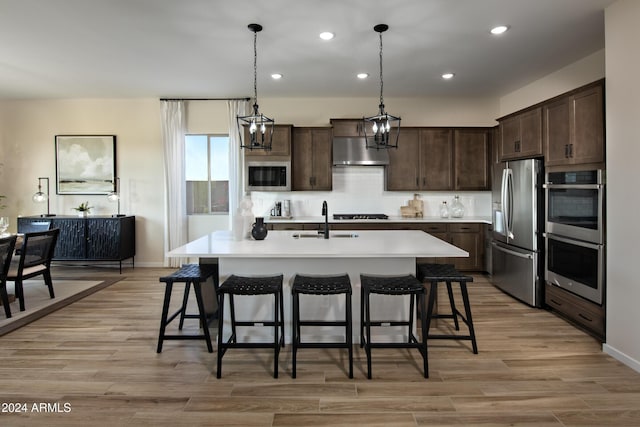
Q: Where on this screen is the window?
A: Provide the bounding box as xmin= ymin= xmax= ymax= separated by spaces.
xmin=185 ymin=134 xmax=230 ymax=214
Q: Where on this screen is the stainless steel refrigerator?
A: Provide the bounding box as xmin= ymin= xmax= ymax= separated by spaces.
xmin=491 ymin=158 xmax=544 ymax=307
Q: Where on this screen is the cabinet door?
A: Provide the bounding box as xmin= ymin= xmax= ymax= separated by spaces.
xmin=454 ymin=129 xmax=490 ymax=190
xmin=386 ymin=128 xmax=420 ymax=191
xmin=518 ymin=108 xmax=543 ymax=158
xmin=51 ymin=218 xmax=86 ymax=259
xmin=419 ymin=129 xmax=453 ymax=190
xmin=544 ymin=97 xmax=571 ymax=166
xmin=500 ymin=108 xmax=542 ymax=160
xmin=86 ymin=218 xmax=122 ymax=259
xmin=441 ymin=223 xmax=482 ymax=271
xmin=291 ymin=128 xmax=313 ymax=191
xmin=244 ymin=124 xmax=291 ymax=156
xmin=330 ymin=119 xmax=365 ymax=137
xmin=499 ymin=115 xmax=520 ymax=160
xmin=310 ymin=128 xmax=332 ymax=190
xmin=292 ymin=128 xmax=332 ymax=191
xmin=571 ymin=84 xmax=604 ymax=165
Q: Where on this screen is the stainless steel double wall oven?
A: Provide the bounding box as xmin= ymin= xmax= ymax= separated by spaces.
xmin=544 ymin=169 xmax=605 ymax=305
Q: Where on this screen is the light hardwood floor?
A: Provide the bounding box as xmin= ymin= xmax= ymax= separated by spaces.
xmin=1 ymin=265 xmax=639 ymax=426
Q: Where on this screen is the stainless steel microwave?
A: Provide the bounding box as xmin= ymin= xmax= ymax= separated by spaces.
xmin=245 ymin=160 xmax=291 ymax=192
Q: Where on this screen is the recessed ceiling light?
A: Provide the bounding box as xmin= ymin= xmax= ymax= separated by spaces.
xmin=271 ymin=73 xmax=282 ymax=80
xmin=319 ymin=32 xmax=334 ymax=40
xmin=357 ymin=73 xmax=369 ymax=79
xmin=490 ymin=25 xmax=509 ymax=35
xmin=442 ymin=73 xmax=455 ymax=80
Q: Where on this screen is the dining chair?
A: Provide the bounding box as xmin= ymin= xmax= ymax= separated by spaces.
xmin=0 ymin=235 xmax=18 ymax=318
xmin=6 ymin=229 xmax=59 ymax=313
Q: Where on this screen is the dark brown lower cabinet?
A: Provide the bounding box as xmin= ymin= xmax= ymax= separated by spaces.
xmin=545 ymin=282 xmax=605 ymax=340
xmin=268 ymin=221 xmax=485 ymax=272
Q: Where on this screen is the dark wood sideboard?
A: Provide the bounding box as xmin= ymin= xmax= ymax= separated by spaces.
xmin=18 ymin=215 xmax=135 ymax=273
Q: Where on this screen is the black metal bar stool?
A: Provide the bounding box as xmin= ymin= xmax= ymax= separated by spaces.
xmin=417 ymin=263 xmax=478 ymax=354
xmin=216 ymin=274 xmax=284 ymax=379
xmin=291 ymin=273 xmax=353 ymax=379
xmin=157 ymin=263 xmax=219 ymax=353
xmin=360 ymin=274 xmax=428 ymax=379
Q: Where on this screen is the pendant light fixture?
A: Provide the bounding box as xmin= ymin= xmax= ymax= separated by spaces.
xmin=237 ymin=23 xmax=274 ymax=151
xmin=363 ymin=24 xmax=400 ymax=149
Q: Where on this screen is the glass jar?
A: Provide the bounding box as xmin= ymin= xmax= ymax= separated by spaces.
xmin=450 ymin=195 xmax=465 ymax=218
xmin=439 ymin=201 xmax=449 ymax=218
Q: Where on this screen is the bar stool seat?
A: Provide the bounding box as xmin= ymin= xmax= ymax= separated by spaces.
xmin=216 ymin=274 xmax=284 ymax=378
xmin=417 ymin=263 xmax=477 ymax=354
xmin=157 ymin=263 xmax=218 ymax=353
xmin=360 ymin=274 xmax=428 ymax=379
xmin=291 ymin=274 xmax=353 ymax=379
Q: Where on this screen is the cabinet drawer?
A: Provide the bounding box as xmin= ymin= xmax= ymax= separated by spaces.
xmin=448 ymin=223 xmax=481 ymax=233
xmin=420 ymin=223 xmax=447 ymax=233
xmin=545 ymin=283 xmax=604 ymax=339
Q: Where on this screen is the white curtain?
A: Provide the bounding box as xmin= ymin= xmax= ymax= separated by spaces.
xmin=227 ymin=99 xmax=249 ymax=229
xmin=160 ymin=100 xmax=187 ymax=267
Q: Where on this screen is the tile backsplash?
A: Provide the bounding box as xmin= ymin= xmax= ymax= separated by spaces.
xmin=250 ymin=166 xmax=491 ymax=218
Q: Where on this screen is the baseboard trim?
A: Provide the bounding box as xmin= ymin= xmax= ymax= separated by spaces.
xmin=603 ymin=343 xmax=640 ymax=374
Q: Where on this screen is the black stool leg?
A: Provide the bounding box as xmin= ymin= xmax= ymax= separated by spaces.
xmin=346 ymin=291 xmax=353 ymax=379
xmin=460 ymin=282 xmax=478 ymax=354
xmin=216 ymin=291 xmax=225 ymax=378
xmin=193 ymin=281 xmax=213 ymax=353
xmin=425 ymin=281 xmax=437 ymax=338
xmin=419 ymin=292 xmax=429 ymax=378
xmin=157 ymin=281 xmax=173 ymax=353
xmin=360 ymin=285 xmax=365 ymax=348
xmin=446 ymin=281 xmax=461 ymax=331
xmin=292 ymin=290 xmax=299 ymax=379
xmin=229 ymin=294 xmax=237 ymax=343
xmin=279 ymin=284 xmax=285 ymax=348
xmin=365 ymin=288 xmax=372 ymax=380
xmin=273 ymin=291 xmax=280 ymax=379
xmin=178 ymin=282 xmax=191 ymax=330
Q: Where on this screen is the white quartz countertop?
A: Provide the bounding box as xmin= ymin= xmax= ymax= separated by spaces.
xmin=266 ymin=215 xmax=492 ymax=224
xmin=167 ymin=230 xmax=468 ymax=259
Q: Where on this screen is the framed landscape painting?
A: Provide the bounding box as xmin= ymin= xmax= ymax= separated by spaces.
xmin=55 ymin=135 xmax=116 ymax=195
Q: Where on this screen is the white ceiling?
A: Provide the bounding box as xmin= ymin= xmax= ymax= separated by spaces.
xmin=0 ymin=0 xmax=614 ymax=100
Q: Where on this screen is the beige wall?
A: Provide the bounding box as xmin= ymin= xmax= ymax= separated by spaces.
xmin=603 ymin=0 xmax=640 ymax=371
xmin=0 ymin=98 xmax=164 ymax=266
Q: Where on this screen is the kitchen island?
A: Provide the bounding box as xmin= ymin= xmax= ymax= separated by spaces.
xmin=167 ymin=229 xmax=467 ymax=343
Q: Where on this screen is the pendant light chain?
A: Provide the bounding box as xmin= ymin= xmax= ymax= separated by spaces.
xmin=253 ymin=30 xmax=258 ymax=106
xmin=379 ymin=30 xmax=384 ymax=108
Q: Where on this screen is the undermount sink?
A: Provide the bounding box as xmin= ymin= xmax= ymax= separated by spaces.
xmin=292 ymin=232 xmax=359 ymax=239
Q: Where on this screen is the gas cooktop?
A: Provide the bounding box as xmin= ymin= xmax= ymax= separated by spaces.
xmin=333 ymin=214 xmax=389 ymax=220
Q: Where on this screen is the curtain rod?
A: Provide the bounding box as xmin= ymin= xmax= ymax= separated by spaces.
xmin=159 ymin=97 xmax=251 ymax=101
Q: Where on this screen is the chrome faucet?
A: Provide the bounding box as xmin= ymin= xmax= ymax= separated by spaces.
xmin=321 ymin=200 xmax=329 ymax=239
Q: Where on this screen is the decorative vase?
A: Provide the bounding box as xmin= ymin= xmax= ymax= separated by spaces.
xmin=251 ymin=217 xmax=268 ymax=240
xmin=439 ymin=201 xmax=449 ymax=218
xmin=78 ymin=211 xmax=88 ymax=218
xmin=450 ymin=195 xmax=465 ymax=218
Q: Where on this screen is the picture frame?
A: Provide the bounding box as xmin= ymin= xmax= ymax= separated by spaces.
xmin=55 ymin=135 xmax=117 ymax=195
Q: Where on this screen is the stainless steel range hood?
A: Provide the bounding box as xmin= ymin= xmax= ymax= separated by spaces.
xmin=332 ymin=137 xmax=389 ymax=166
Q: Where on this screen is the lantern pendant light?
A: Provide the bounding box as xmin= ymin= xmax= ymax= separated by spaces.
xmin=237 ymin=23 xmax=275 ymax=150
xmin=363 ymin=24 xmax=400 ymax=149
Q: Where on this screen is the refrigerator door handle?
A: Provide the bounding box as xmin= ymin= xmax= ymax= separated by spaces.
xmin=504 ymin=168 xmax=515 ymax=239
xmin=491 ymin=241 xmax=534 ymax=259
xmin=500 ymin=168 xmax=510 ymax=239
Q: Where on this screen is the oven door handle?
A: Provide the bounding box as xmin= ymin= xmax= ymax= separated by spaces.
xmin=543 ymin=233 xmax=603 ymax=249
xmin=543 ymin=183 xmax=603 ymax=190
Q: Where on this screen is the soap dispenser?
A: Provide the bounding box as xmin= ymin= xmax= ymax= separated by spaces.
xmin=439 ymin=201 xmax=449 ymax=218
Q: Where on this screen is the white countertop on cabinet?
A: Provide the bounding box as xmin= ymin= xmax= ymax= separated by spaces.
xmin=166 ymin=229 xmax=468 ymax=259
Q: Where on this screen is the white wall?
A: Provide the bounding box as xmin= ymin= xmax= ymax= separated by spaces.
xmin=602 ymin=0 xmax=640 ymax=372
xmin=498 ymin=49 xmax=605 ymax=117
xmin=0 ymin=98 xmax=164 ymax=266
